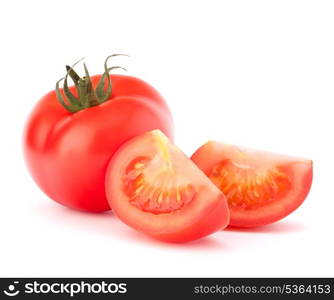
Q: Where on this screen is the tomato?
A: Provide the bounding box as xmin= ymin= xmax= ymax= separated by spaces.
xmin=191 ymin=141 xmax=313 ymax=227
xmin=23 ymin=57 xmax=173 ymax=212
xmin=105 ymin=130 xmax=229 ymax=242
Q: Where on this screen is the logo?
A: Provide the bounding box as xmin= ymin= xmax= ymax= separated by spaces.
xmin=2 ymin=280 xmax=127 ymax=297
xmin=3 ymin=281 xmax=20 ymax=297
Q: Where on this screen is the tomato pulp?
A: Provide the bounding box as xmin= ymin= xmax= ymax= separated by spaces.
xmin=191 ymin=141 xmax=313 ymax=227
xmin=105 ymin=130 xmax=229 ymax=242
xmin=24 ymin=64 xmax=173 ymax=212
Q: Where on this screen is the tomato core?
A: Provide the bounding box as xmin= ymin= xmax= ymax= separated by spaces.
xmin=122 ymin=135 xmax=196 ymax=214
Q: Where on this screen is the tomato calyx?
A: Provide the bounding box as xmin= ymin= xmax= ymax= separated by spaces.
xmin=55 ymin=55 xmax=128 ymax=113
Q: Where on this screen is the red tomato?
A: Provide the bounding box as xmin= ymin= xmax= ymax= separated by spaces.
xmin=191 ymin=141 xmax=313 ymax=227
xmin=105 ymin=130 xmax=229 ymax=242
xmin=23 ymin=58 xmax=173 ymax=212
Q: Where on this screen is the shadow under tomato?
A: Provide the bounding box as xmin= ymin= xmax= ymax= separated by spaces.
xmin=122 ymin=227 xmax=225 ymax=250
xmin=34 ymin=201 xmax=118 ymax=233
xmin=225 ymin=221 xmax=307 ymax=234
xmin=35 ymin=201 xmax=226 ymax=251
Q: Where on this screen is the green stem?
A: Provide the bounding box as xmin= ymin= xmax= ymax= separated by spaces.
xmin=55 ymin=55 xmax=128 ymax=113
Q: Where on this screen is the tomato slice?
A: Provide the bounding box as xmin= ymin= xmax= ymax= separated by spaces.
xmin=105 ymin=130 xmax=229 ymax=242
xmin=191 ymin=141 xmax=313 ymax=227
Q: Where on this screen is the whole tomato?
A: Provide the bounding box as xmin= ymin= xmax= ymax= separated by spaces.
xmin=23 ymin=56 xmax=174 ymax=212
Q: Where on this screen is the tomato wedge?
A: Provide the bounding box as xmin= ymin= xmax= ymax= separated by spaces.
xmin=191 ymin=141 xmax=313 ymax=227
xmin=105 ymin=130 xmax=229 ymax=242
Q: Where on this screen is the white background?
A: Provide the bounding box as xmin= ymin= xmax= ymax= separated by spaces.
xmin=0 ymin=0 xmax=333 ymax=277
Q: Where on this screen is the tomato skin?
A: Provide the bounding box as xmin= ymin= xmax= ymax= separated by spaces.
xmin=191 ymin=141 xmax=313 ymax=227
xmin=149 ymin=194 xmax=229 ymax=242
xmin=105 ymin=131 xmax=230 ymax=243
xmin=23 ymin=75 xmax=174 ymax=212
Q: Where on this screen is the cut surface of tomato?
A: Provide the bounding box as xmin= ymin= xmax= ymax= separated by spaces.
xmin=105 ymin=130 xmax=229 ymax=242
xmin=191 ymin=141 xmax=313 ymax=227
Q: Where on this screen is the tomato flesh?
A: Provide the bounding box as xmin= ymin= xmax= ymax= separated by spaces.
xmin=124 ymin=156 xmax=196 ymax=214
xmin=191 ymin=141 xmax=313 ymax=227
xmin=105 ymin=130 xmax=230 ymax=242
xmin=210 ymin=160 xmax=292 ymax=209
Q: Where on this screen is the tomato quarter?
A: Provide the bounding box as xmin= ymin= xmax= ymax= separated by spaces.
xmin=105 ymin=130 xmax=229 ymax=242
xmin=191 ymin=141 xmax=313 ymax=227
